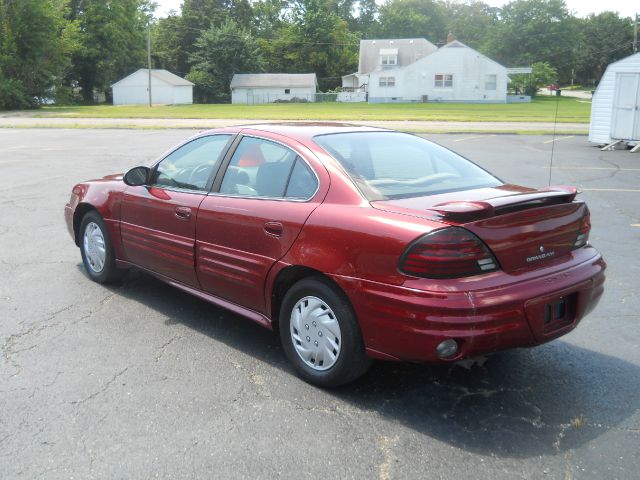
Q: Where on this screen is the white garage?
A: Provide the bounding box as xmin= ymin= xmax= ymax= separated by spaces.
xmin=589 ymin=52 xmax=640 ymax=145
xmin=111 ymin=69 xmax=193 ymax=105
xmin=230 ymin=74 xmax=318 ymax=104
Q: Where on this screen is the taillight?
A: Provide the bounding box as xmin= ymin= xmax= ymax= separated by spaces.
xmin=399 ymin=227 xmax=499 ymax=279
xmin=573 ymin=207 xmax=590 ymax=249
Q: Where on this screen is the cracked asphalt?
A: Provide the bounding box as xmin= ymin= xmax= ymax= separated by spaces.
xmin=1 ymin=129 xmax=638 ymax=479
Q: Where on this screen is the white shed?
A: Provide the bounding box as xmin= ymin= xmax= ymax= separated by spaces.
xmin=230 ymin=74 xmax=318 ymax=104
xmin=111 ymin=69 xmax=193 ymax=105
xmin=589 ymin=52 xmax=640 ymax=145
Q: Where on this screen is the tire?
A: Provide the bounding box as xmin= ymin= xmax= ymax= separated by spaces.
xmin=79 ymin=211 xmax=122 ymax=284
xmin=279 ymin=277 xmax=372 ymax=387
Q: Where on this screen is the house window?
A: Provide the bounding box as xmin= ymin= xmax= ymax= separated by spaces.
xmin=485 ymin=75 xmax=497 ymax=90
xmin=284 ymin=88 xmax=291 ymax=94
xmin=435 ymin=74 xmax=453 ymax=88
xmin=379 ymin=76 xmax=395 ymax=87
xmin=380 ymin=54 xmax=397 ymax=67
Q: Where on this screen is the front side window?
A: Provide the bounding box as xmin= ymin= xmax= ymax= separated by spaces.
xmin=219 ymin=137 xmax=317 ymax=199
xmin=485 ymin=74 xmax=497 ymax=90
xmin=379 ymin=76 xmax=396 ymax=87
xmin=151 ymin=135 xmax=231 ymax=191
xmin=314 ymin=132 xmax=501 ymax=200
xmin=435 ymin=74 xmax=453 ymax=88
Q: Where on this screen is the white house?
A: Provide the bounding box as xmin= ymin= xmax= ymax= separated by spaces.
xmin=111 ymin=69 xmax=193 ymax=105
xmin=230 ymin=74 xmax=318 ymax=104
xmin=589 ymin=52 xmax=640 ymax=145
xmin=342 ymin=38 xmax=510 ymax=103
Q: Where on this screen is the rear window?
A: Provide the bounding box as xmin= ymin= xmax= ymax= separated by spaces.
xmin=314 ymin=132 xmax=501 ymax=200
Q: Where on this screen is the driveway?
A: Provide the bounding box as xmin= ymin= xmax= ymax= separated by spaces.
xmin=1 ymin=129 xmax=638 ymax=479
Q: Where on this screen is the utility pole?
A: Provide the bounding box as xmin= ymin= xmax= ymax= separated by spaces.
xmin=147 ymin=17 xmax=152 ymax=107
xmin=634 ymin=14 xmax=638 ymax=53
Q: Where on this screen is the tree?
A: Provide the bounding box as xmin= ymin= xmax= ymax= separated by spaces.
xmin=66 ymin=0 xmax=152 ymax=103
xmin=510 ymin=61 xmax=557 ymax=95
xmin=152 ymin=13 xmax=183 ymax=74
xmin=251 ymin=0 xmax=287 ymax=38
xmin=283 ymin=0 xmax=359 ymax=91
xmin=173 ymin=0 xmax=254 ymax=76
xmin=482 ymin=0 xmax=578 ymax=83
xmin=187 ymin=19 xmax=265 ymax=102
xmin=0 ymin=0 xmax=75 ymax=109
xmin=574 ymin=12 xmax=634 ymax=86
xmin=440 ymin=1 xmax=499 ymax=50
xmin=353 ymin=0 xmax=378 ymax=38
xmin=377 ymin=0 xmax=447 ymax=43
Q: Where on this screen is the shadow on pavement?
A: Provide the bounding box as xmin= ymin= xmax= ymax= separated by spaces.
xmin=102 ymin=268 xmax=639 ymax=459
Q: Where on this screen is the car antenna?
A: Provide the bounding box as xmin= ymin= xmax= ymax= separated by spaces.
xmin=548 ymin=89 xmax=561 ymax=186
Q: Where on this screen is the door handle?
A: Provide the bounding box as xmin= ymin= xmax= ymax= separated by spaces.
xmin=264 ymin=221 xmax=284 ymax=237
xmin=175 ymin=206 xmax=192 ymax=220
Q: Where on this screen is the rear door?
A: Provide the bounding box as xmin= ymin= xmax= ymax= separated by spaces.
xmin=195 ymin=133 xmax=327 ymax=314
xmin=120 ymin=134 xmax=233 ymax=287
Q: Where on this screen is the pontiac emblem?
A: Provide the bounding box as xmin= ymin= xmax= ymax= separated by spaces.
xmin=527 ymin=245 xmax=555 ymax=263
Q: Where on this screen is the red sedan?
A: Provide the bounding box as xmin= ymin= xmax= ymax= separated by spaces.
xmin=65 ymin=124 xmax=605 ymax=386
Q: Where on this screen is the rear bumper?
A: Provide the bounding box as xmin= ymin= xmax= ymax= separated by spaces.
xmin=334 ymin=247 xmax=605 ymax=362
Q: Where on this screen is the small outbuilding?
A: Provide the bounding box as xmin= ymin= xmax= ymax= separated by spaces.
xmin=230 ymin=74 xmax=318 ymax=104
xmin=111 ymin=69 xmax=193 ymax=105
xmin=589 ymin=52 xmax=640 ymax=145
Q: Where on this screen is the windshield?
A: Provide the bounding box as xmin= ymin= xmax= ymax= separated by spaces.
xmin=314 ymin=132 xmax=501 ymax=200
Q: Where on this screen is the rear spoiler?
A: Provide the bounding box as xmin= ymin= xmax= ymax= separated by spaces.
xmin=429 ymin=186 xmax=579 ymax=221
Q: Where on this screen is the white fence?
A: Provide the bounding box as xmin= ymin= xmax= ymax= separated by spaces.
xmin=245 ymin=93 xmax=339 ymax=104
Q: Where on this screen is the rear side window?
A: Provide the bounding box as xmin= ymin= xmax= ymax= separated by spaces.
xmin=314 ymin=132 xmax=500 ymax=200
xmin=285 ymin=159 xmax=318 ymax=199
xmin=219 ymin=137 xmax=317 ymax=199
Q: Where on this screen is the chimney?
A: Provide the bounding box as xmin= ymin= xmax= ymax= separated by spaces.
xmin=446 ymin=32 xmax=456 ymax=44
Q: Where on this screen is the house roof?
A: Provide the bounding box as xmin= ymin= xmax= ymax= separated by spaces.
xmin=230 ymin=73 xmax=318 ymax=89
xmin=358 ymin=38 xmax=437 ymax=73
xmin=111 ymin=69 xmax=193 ymax=88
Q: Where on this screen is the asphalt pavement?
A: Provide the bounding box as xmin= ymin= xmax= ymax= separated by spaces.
xmin=1 ymin=129 xmax=638 ymax=479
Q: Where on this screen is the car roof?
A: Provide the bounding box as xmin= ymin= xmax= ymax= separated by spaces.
xmin=202 ymin=122 xmax=392 ymax=141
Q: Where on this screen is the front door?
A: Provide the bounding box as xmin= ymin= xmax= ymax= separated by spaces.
xmin=611 ymin=72 xmax=640 ymax=141
xmin=196 ymin=135 xmax=324 ymax=313
xmin=120 ymin=134 xmax=233 ymax=287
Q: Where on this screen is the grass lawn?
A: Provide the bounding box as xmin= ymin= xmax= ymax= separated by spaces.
xmin=36 ymin=96 xmax=590 ymax=123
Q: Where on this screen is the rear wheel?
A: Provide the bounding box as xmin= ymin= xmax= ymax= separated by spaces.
xmin=79 ymin=211 xmax=121 ymax=284
xmin=279 ymin=277 xmax=371 ymax=387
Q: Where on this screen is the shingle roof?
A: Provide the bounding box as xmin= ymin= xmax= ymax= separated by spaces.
xmin=111 ymin=69 xmax=193 ymax=87
xmin=150 ymin=69 xmax=193 ymax=86
xmin=230 ymin=73 xmax=317 ymax=89
xmin=358 ymin=38 xmax=437 ymax=73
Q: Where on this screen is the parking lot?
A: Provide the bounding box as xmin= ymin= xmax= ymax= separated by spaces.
xmin=1 ymin=128 xmax=638 ymax=479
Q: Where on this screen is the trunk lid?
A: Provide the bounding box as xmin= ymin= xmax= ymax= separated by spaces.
xmin=372 ymin=185 xmax=586 ymax=273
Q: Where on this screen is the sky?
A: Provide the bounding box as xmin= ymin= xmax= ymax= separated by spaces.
xmin=154 ymin=0 xmax=638 ymax=19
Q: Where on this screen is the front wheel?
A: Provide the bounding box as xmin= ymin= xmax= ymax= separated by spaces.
xmin=79 ymin=211 xmax=121 ymax=284
xmin=279 ymin=277 xmax=371 ymax=387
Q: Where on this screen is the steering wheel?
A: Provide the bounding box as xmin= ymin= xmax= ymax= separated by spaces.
xmin=188 ymin=164 xmax=211 ymax=186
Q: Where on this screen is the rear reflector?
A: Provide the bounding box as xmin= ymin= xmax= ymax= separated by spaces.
xmin=399 ymin=227 xmax=499 ymax=279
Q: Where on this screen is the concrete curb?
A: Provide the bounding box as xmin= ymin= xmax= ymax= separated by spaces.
xmin=0 ymin=116 xmax=589 ymax=134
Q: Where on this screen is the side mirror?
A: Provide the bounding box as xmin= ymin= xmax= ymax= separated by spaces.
xmin=123 ymin=166 xmax=151 ymax=186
